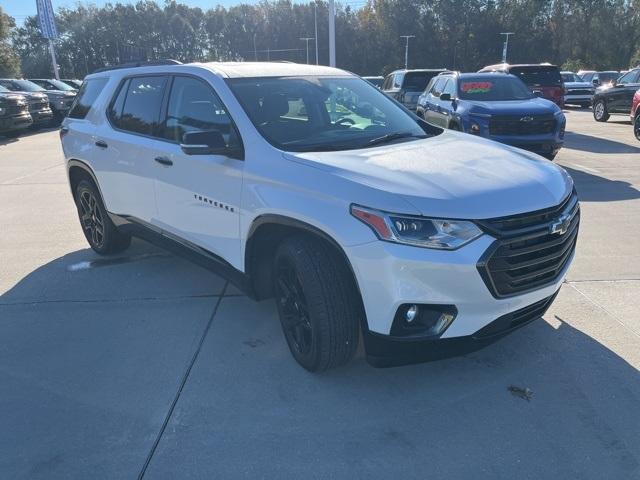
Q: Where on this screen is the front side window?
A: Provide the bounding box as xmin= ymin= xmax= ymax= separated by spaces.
xmin=108 ymin=76 xmax=167 ymax=136
xmin=228 ymin=76 xmax=428 ymax=153
xmin=68 ymin=78 xmax=108 ymax=119
xmin=431 ymin=77 xmax=446 ymax=97
xmin=441 ymin=79 xmax=456 ymax=97
xmin=616 ymin=70 xmax=638 ymax=84
xmin=160 ymin=76 xmax=240 ymax=149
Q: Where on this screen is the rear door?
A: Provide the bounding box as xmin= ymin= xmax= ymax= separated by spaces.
xmin=152 ymin=75 xmax=244 ymax=266
xmin=93 ymin=75 xmax=169 ymax=221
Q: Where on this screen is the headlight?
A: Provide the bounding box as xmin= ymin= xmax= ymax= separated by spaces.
xmin=469 ymin=122 xmax=481 ymax=134
xmin=351 ymin=205 xmax=483 ymax=250
xmin=0 ymin=107 xmax=5 ymax=116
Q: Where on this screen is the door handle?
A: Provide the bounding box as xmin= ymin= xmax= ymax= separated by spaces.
xmin=95 ymin=140 xmax=108 ymax=148
xmin=154 ymin=156 xmax=173 ymax=166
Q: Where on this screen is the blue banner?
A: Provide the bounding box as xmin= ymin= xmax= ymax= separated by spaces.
xmin=36 ymin=0 xmax=58 ymax=39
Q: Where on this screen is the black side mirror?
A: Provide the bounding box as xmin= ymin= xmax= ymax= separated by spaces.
xmin=592 ymin=79 xmax=600 ymax=86
xmin=440 ymin=93 xmax=452 ymax=101
xmin=181 ymin=130 xmax=226 ymax=155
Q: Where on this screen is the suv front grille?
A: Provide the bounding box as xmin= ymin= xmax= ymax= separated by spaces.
xmin=566 ymin=89 xmax=592 ymax=96
xmin=476 ymin=190 xmax=579 ymax=298
xmin=489 ymin=114 xmax=556 ymax=136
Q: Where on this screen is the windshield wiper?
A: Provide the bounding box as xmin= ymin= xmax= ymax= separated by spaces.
xmin=366 ymin=131 xmax=427 ymax=147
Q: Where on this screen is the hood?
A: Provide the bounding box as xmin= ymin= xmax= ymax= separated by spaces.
xmin=43 ymin=90 xmax=76 ymax=98
xmin=0 ymin=93 xmax=26 ymax=103
xmin=464 ymin=97 xmax=560 ymax=116
xmin=9 ymin=90 xmax=48 ymax=101
xmin=285 ymin=131 xmax=572 ymax=219
xmin=564 ymin=81 xmax=593 ymax=89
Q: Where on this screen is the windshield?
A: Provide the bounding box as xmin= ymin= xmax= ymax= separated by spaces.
xmin=598 ymin=72 xmax=619 ymax=84
xmin=227 ymin=76 xmax=427 ymax=152
xmin=403 ymin=71 xmax=441 ymax=92
xmin=458 ymin=76 xmax=534 ymax=101
xmin=0 ymin=85 xmax=9 ymax=93
xmin=509 ymin=67 xmax=562 ymax=86
xmin=0 ymin=79 xmax=45 ymax=92
xmin=561 ymin=73 xmax=582 ymax=83
xmin=44 ymin=79 xmax=76 ymax=91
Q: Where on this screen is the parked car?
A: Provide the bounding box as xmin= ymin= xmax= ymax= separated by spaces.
xmin=560 ymin=71 xmax=594 ymax=107
xmin=631 ymin=88 xmax=640 ymax=140
xmin=61 ymin=78 xmax=83 ymax=89
xmin=581 ymin=70 xmax=620 ymax=87
xmin=381 ymin=68 xmax=447 ymax=110
xmin=28 ymin=78 xmax=78 ymax=122
xmin=0 ymin=79 xmax=54 ymax=127
xmin=478 ymin=63 xmax=564 ymax=107
xmin=417 ymin=72 xmax=565 ymax=159
xmin=592 ymin=68 xmax=640 ymax=121
xmin=577 ymin=69 xmax=595 ymax=81
xmin=61 ymin=61 xmax=579 ymax=371
xmin=362 ymin=76 xmax=384 ymax=88
xmin=0 ymin=87 xmax=32 ymax=137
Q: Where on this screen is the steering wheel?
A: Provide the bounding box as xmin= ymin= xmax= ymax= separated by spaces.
xmin=335 ymin=117 xmax=356 ymax=126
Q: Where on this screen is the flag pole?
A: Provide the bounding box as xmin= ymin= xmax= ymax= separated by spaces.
xmin=48 ymin=39 xmax=60 ymax=80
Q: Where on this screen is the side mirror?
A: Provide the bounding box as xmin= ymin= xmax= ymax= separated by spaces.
xmin=440 ymin=93 xmax=452 ymax=101
xmin=533 ymin=90 xmax=543 ymax=97
xmin=181 ymin=130 xmax=226 ymax=155
xmin=592 ymin=79 xmax=600 ymax=86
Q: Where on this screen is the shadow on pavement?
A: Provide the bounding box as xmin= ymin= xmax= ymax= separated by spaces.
xmin=564 ymin=131 xmax=640 ymax=154
xmin=563 ymin=165 xmax=640 ymax=202
xmin=0 ymin=127 xmax=59 ymax=147
xmin=1 ymin=241 xmax=639 ymax=478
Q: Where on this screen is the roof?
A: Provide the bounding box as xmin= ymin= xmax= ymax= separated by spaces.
xmin=199 ymin=62 xmax=350 ymax=78
xmin=389 ymin=68 xmax=447 ymax=74
xmin=481 ymin=63 xmax=559 ymax=71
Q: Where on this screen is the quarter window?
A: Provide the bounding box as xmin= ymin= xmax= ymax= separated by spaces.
xmin=68 ymin=78 xmax=108 ymax=119
xmin=160 ymin=76 xmax=240 ymax=148
xmin=108 ymin=76 xmax=168 ymax=136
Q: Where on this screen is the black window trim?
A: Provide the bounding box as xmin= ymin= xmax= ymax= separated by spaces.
xmin=106 ymin=72 xmax=244 ymax=160
xmin=67 ymin=76 xmax=109 ymax=120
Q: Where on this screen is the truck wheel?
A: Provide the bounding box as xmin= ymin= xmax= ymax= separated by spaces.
xmin=273 ymin=235 xmax=361 ymax=372
xmin=593 ymin=100 xmax=609 ymax=122
xmin=75 ymin=179 xmax=131 ymax=255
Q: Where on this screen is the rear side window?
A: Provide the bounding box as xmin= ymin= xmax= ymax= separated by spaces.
xmin=509 ymin=67 xmax=562 ymax=86
xmin=108 ymin=75 xmax=168 ymax=136
xmin=68 ymin=78 xmax=108 ymax=119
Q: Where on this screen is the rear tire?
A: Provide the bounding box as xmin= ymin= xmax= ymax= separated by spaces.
xmin=75 ymin=179 xmax=131 ymax=255
xmin=593 ymin=100 xmax=609 ymax=122
xmin=273 ymin=235 xmax=361 ymax=372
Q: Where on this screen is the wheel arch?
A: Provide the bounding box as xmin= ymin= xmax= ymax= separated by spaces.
xmin=67 ymin=159 xmax=102 ymax=200
xmin=244 ymin=214 xmax=365 ymax=307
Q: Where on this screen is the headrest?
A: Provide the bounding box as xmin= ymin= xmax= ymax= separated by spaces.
xmin=260 ymin=93 xmax=289 ymax=120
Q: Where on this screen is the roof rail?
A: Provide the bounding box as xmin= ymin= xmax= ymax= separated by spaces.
xmin=93 ymin=59 xmax=182 ymax=74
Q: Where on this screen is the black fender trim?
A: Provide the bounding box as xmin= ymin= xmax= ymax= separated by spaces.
xmin=67 ymin=159 xmax=103 ymax=199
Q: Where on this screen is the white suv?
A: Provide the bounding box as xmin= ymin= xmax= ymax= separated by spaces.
xmin=61 ymin=61 xmax=579 ymax=371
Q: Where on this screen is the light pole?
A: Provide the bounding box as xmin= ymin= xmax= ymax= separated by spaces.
xmin=500 ymin=32 xmax=514 ymax=63
xmin=400 ymin=35 xmax=415 ymax=69
xmin=314 ymin=3 xmax=319 ymax=65
xmin=300 ymin=37 xmax=315 ymax=64
xmin=328 ymin=0 xmax=336 ymax=67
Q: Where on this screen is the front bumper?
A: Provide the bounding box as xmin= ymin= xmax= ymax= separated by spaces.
xmin=30 ymin=108 xmax=54 ymax=125
xmin=346 ymin=233 xmax=573 ymax=366
xmin=0 ymin=113 xmax=32 ymax=132
xmin=564 ymin=94 xmax=593 ymax=105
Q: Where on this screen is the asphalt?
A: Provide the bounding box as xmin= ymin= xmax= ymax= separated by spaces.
xmin=1 ymin=109 xmax=639 ymax=479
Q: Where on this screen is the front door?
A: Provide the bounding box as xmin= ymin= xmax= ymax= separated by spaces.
xmin=152 ymin=75 xmax=244 ymax=268
xmin=609 ymin=70 xmax=640 ymax=113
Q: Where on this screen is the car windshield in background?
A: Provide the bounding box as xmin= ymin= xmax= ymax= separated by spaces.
xmin=561 ymin=73 xmax=582 ymax=83
xmin=228 ymin=76 xmax=427 ymax=153
xmin=0 ymin=85 xmax=9 ymax=93
xmin=46 ymin=79 xmax=76 ymax=91
xmin=403 ymin=71 xmax=440 ymax=91
xmin=0 ymin=80 xmax=45 ymax=92
xmin=509 ymin=67 xmax=562 ymax=86
xmin=458 ymin=76 xmax=534 ymax=101
xmin=599 ymin=72 xmax=620 ymax=84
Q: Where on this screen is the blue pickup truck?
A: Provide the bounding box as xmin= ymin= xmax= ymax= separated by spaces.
xmin=416 ymin=72 xmax=566 ymax=160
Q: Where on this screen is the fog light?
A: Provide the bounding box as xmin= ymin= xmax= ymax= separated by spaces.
xmin=470 ymin=122 xmax=480 ymax=134
xmin=406 ymin=305 xmax=418 ymax=323
xmin=391 ymin=304 xmax=458 ymax=338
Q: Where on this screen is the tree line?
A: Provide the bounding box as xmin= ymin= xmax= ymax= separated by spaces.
xmin=1 ymin=0 xmax=640 ymax=79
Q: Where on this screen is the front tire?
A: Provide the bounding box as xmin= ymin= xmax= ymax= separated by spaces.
xmin=634 ymin=114 xmax=640 ymax=141
xmin=273 ymin=235 xmax=361 ymax=372
xmin=75 ymin=179 xmax=131 ymax=255
xmin=593 ymin=100 xmax=609 ymax=122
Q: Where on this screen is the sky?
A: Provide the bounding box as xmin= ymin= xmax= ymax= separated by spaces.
xmin=3 ymin=0 xmax=262 ymax=23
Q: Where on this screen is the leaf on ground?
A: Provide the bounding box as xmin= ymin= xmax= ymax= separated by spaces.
xmin=508 ymin=385 xmax=534 ymax=401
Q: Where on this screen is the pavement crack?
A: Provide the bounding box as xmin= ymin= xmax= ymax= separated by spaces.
xmin=137 ymin=281 xmax=229 ymax=480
